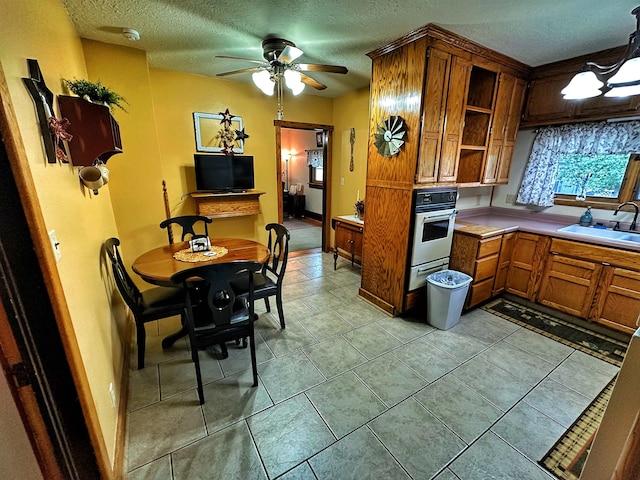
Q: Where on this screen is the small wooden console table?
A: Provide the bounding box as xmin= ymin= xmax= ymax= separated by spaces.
xmin=331 ymin=215 xmax=364 ymax=270
xmin=191 ymin=190 xmax=265 ymax=218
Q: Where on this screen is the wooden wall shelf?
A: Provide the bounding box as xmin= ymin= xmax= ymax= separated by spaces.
xmin=191 ymin=190 xmax=265 ymax=218
xmin=57 ymin=95 xmax=122 ymax=166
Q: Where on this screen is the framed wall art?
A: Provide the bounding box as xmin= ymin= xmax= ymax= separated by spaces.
xmin=193 ymin=111 xmax=245 ymax=154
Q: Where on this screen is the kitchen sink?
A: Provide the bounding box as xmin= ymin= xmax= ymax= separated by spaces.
xmin=557 ymin=224 xmax=640 ymax=244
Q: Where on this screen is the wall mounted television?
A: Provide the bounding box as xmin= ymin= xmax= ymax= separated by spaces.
xmin=194 ymin=154 xmax=255 ymax=193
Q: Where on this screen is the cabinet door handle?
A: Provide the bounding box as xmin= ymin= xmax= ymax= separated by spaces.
xmin=550 ymin=251 xmax=558 ymax=255
xmin=602 ymin=262 xmax=610 ymax=266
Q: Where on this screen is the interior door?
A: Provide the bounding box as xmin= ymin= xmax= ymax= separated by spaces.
xmin=275 ymin=120 xmax=334 ymax=252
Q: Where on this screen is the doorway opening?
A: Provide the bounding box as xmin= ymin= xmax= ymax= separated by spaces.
xmin=274 ymin=121 xmax=333 ymax=253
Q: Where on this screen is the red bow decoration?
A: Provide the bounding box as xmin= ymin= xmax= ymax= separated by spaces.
xmin=48 ymin=117 xmax=73 ymax=162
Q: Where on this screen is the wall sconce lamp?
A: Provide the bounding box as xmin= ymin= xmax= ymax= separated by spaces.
xmin=562 ymin=6 xmax=640 ymax=99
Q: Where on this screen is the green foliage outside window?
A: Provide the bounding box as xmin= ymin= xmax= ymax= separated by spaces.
xmin=554 ymin=154 xmax=630 ymax=198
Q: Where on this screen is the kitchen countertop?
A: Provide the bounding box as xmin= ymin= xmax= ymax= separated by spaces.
xmin=455 ymin=207 xmax=640 ymax=252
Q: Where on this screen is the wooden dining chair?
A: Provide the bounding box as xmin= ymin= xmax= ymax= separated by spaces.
xmin=159 ymin=215 xmax=213 ymax=244
xmin=171 ymin=261 xmax=262 ymax=404
xmin=103 ymin=238 xmax=186 ymax=369
xmin=232 ymin=223 xmax=290 ymax=329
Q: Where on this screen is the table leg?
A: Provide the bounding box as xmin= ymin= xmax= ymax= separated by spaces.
xmin=334 ymin=247 xmax=338 ymax=270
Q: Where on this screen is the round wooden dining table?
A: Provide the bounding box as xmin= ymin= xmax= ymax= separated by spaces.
xmin=132 ymin=237 xmax=269 ymax=349
xmin=132 ymin=237 xmax=269 ymax=287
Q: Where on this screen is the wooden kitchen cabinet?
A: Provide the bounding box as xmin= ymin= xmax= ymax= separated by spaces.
xmin=536 ymin=238 xmax=640 ymax=335
xmin=450 ymin=231 xmax=502 ymax=309
xmin=505 ymin=233 xmax=549 ymax=300
xmin=537 ymin=253 xmax=603 ymax=318
xmin=416 ymin=48 xmax=527 ymax=186
xmin=332 ymin=216 xmax=364 ymax=269
xmin=360 ymin=24 xmax=529 ymax=315
xmin=522 ymin=45 xmax=640 ymax=127
xmin=492 ymin=232 xmax=515 ymax=295
xmin=483 ymin=74 xmax=527 ymax=184
xmin=590 ymin=267 xmax=640 ymax=334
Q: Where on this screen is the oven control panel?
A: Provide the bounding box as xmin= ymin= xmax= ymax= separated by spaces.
xmin=414 ymin=187 xmax=457 ymax=212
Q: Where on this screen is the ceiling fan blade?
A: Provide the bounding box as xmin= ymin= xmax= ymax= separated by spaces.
xmin=277 ymin=45 xmax=304 ymax=64
xmin=216 ymin=67 xmax=264 ymax=77
xmin=299 ymin=72 xmax=327 ymax=90
xmin=215 ymin=55 xmax=268 ymax=66
xmin=298 ymin=63 xmax=348 ymax=74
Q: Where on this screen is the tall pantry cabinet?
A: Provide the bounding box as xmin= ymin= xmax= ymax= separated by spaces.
xmin=359 ymin=25 xmax=530 ymax=315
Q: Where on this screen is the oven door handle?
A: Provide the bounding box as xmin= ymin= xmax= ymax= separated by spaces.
xmin=422 ymin=211 xmax=456 ymax=223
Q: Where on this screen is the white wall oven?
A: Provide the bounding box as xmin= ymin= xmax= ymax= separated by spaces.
xmin=408 ymin=187 xmax=457 ymax=291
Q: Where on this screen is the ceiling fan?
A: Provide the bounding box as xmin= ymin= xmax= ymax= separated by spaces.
xmin=216 ymin=38 xmax=348 ymax=113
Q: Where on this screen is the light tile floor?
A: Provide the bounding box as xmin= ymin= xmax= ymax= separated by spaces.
xmin=124 ymin=251 xmax=620 ymax=479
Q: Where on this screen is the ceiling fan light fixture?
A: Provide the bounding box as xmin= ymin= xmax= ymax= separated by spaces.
xmin=252 ymin=70 xmax=274 ymax=96
xmin=285 ymin=46 xmax=304 ymax=63
xmin=562 ymin=7 xmax=640 ymax=99
xmin=284 ymin=69 xmax=305 ymax=95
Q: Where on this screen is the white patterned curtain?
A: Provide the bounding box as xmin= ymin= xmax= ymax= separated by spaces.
xmin=306 ymin=149 xmax=323 ymax=168
xmin=517 ymin=121 xmax=640 ymax=207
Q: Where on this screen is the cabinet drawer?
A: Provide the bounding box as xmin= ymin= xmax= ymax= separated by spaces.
xmin=475 ymin=254 xmax=499 ymax=282
xmin=477 ymin=236 xmax=502 ymax=258
xmin=467 ymin=277 xmax=494 ymax=307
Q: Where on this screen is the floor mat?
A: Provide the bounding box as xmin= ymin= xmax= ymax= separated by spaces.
xmin=539 ymin=379 xmax=615 ymax=480
xmin=481 ymin=298 xmax=627 ymax=367
xmin=481 ymin=298 xmax=629 ymax=480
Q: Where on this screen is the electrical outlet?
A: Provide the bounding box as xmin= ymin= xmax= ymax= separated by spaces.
xmin=48 ymin=230 xmax=61 ymax=262
xmin=340 ymin=177 xmax=345 ymax=185
xmin=506 ymin=194 xmax=517 ymax=204
xmin=109 ymin=383 xmax=116 ymax=408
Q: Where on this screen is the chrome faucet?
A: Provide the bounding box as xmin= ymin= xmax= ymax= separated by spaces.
xmin=613 ymin=201 xmax=639 ymax=231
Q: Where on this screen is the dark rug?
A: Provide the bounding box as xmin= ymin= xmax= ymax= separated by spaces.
xmin=481 ymin=298 xmax=630 ymax=480
xmin=481 ymin=298 xmax=627 ymax=367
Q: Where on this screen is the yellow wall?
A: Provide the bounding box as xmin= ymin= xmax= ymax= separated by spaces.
xmin=329 ymin=87 xmax=371 ymax=242
xmin=1 ymin=0 xmax=122 ymax=467
xmin=150 ymin=68 xmax=335 ymax=243
xmin=0 ymin=1 xmax=371 ymax=473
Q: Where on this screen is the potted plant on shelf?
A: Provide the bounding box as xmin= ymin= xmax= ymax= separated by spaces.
xmin=354 ymin=199 xmax=365 ymax=221
xmin=63 ymin=78 xmax=128 ymax=112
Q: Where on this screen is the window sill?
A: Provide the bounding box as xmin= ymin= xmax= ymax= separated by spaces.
xmin=308 ymin=183 xmax=323 ymax=190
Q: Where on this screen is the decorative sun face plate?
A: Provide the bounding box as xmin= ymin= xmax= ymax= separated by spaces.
xmin=373 ymin=116 xmax=406 ymax=157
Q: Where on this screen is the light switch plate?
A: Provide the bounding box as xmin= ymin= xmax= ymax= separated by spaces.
xmin=48 ymin=230 xmax=61 ymax=262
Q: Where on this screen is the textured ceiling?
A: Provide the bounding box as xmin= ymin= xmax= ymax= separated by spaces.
xmin=59 ymin=0 xmax=640 ymax=98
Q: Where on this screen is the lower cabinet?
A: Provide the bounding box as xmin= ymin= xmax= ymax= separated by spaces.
xmin=537 ymin=253 xmax=603 ymax=318
xmin=450 ymin=231 xmax=502 ymax=309
xmin=591 ymin=267 xmax=640 ymax=334
xmin=492 ymin=232 xmax=515 ymax=295
xmin=451 ymin=229 xmax=640 ymax=334
xmin=505 ymin=233 xmax=549 ymax=300
xmin=331 ymin=217 xmax=364 ymax=269
xmin=536 ymin=238 xmax=640 ymax=335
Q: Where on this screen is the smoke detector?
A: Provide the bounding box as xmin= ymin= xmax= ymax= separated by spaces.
xmin=122 ymin=28 xmax=140 ymax=41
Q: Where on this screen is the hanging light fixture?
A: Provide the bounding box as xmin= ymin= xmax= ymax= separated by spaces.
xmin=250 ymin=47 xmax=306 ymax=119
xmin=562 ymin=6 xmax=640 ymax=100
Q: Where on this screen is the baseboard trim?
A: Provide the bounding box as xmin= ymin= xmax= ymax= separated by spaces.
xmin=113 ymin=314 xmax=132 ymax=479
